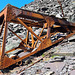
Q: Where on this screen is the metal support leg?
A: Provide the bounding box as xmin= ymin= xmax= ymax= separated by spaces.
xmin=1 ymin=22 xmax=8 ymax=58
xmin=26 ymin=30 xmax=29 ymax=45
xmin=29 ymin=27 xmax=35 ymax=48
xmin=47 ymin=26 xmax=51 ymax=38
xmin=34 ymin=27 xmax=44 ymax=48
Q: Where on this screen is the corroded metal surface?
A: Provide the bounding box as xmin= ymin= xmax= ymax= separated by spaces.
xmin=0 ymin=4 xmax=75 ymax=70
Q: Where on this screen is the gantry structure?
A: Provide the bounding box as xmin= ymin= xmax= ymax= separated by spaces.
xmin=0 ymin=4 xmax=75 ymax=69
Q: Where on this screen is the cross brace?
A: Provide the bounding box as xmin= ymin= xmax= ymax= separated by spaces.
xmin=0 ymin=4 xmax=75 ymax=69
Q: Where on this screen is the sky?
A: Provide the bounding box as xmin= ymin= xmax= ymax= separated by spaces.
xmin=0 ymin=0 xmax=34 ymax=11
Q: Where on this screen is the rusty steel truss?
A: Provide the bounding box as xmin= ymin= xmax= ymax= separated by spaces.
xmin=0 ymin=4 xmax=75 ymax=69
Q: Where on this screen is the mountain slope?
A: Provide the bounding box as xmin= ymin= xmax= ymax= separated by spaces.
xmin=22 ymin=0 xmax=75 ymax=22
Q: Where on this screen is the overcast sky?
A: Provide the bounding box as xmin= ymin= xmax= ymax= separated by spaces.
xmin=0 ymin=0 xmax=34 ymax=11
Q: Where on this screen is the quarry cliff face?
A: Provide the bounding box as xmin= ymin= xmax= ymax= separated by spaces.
xmin=22 ymin=0 xmax=75 ymax=22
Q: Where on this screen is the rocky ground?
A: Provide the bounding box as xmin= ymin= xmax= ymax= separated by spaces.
xmin=1 ymin=38 xmax=75 ymax=75
xmin=22 ymin=0 xmax=75 ymax=22
xmin=15 ymin=37 xmax=75 ymax=75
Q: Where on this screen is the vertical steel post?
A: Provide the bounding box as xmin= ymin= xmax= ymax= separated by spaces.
xmin=26 ymin=30 xmax=29 ymax=45
xmin=45 ymin=17 xmax=51 ymax=38
xmin=45 ymin=17 xmax=54 ymax=38
xmin=1 ymin=22 xmax=8 ymax=58
xmin=47 ymin=25 xmax=51 ymax=38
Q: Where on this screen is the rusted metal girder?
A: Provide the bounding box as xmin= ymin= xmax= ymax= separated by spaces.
xmin=0 ymin=4 xmax=75 ymax=70
xmin=17 ymin=18 xmax=43 ymax=42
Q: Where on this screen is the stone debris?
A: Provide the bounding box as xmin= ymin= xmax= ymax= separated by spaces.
xmin=70 ymin=70 xmax=75 ymax=75
xmin=45 ymin=71 xmax=55 ymax=75
xmin=49 ymin=56 xmax=65 ymax=62
xmin=1 ymin=51 xmax=75 ymax=75
xmin=22 ymin=0 xmax=75 ymax=23
xmin=14 ymin=55 xmax=75 ymax=75
xmin=35 ymin=69 xmax=42 ymax=74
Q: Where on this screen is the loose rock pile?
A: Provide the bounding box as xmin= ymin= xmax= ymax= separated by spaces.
xmin=22 ymin=0 xmax=75 ymax=22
